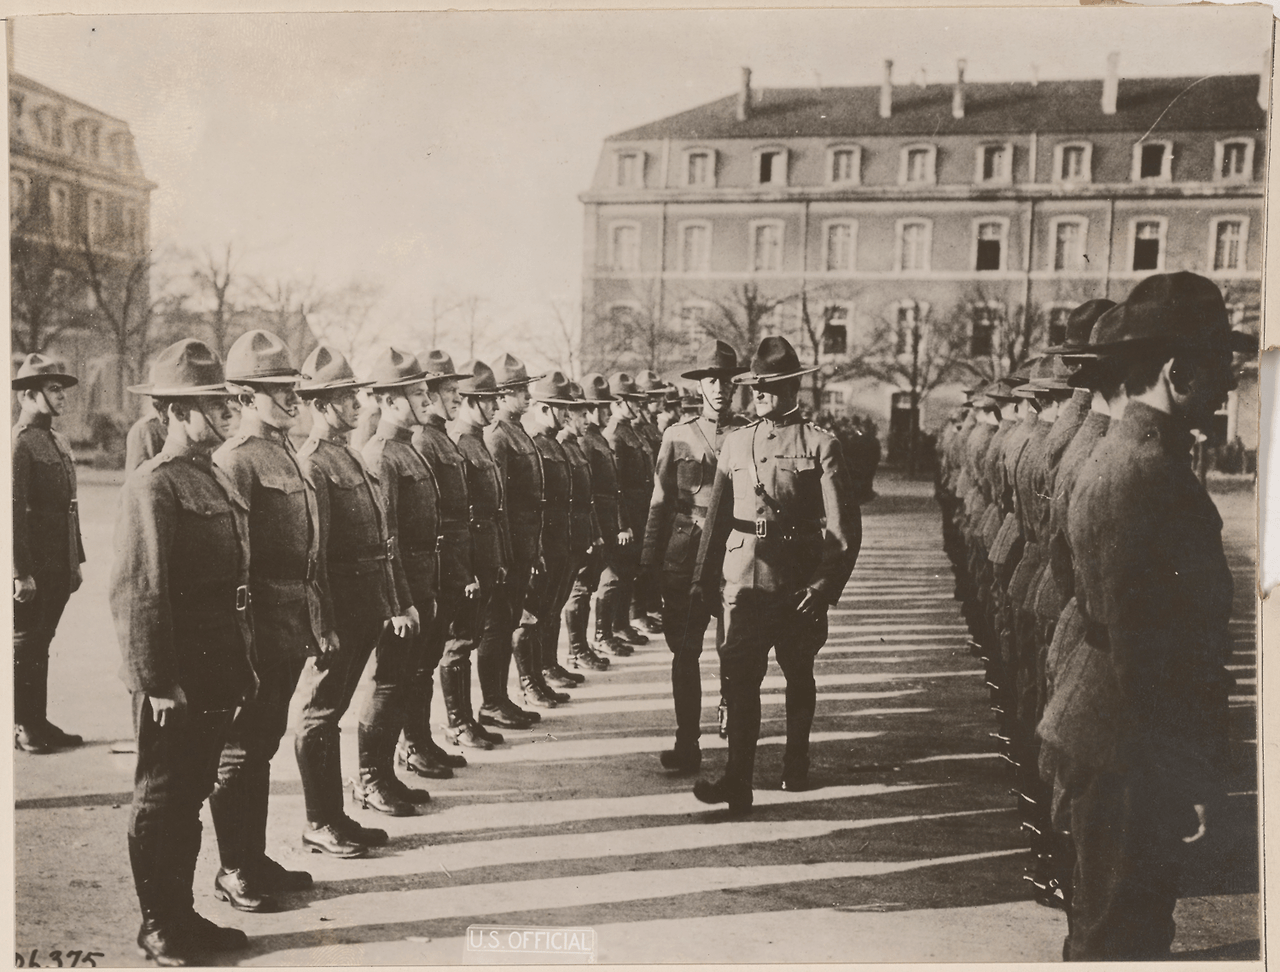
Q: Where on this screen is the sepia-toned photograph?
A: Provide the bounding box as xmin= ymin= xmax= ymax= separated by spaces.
xmin=7 ymin=5 xmax=1267 ymax=965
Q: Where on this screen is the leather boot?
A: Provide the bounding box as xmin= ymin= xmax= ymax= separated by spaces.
xmin=397 ymin=740 xmax=453 ymax=781
xmin=295 ymin=722 xmax=344 ymax=830
xmin=592 ymin=593 xmax=631 ymax=657
xmin=131 ymin=833 xmax=198 ymax=965
xmin=399 ymin=669 xmax=451 ymax=781
xmin=172 ymin=821 xmax=246 ymax=953
xmin=351 ymin=725 xmax=415 ymax=816
xmin=662 ymin=650 xmax=702 ymax=773
xmin=781 ymin=663 xmax=815 ymax=792
xmin=567 ymin=601 xmax=608 ymax=670
xmin=693 ymin=674 xmax=755 ymax=815
xmin=514 ymin=627 xmax=560 ymax=708
xmin=436 ymin=663 xmax=478 ymax=758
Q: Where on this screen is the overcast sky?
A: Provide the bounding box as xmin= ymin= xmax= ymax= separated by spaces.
xmin=12 ymin=6 xmax=1272 ymax=368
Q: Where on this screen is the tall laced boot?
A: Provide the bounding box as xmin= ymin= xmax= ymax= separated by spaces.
xmin=477 ymin=637 xmax=531 ymax=731
xmin=781 ymin=666 xmax=816 ymax=792
xmin=441 ymin=661 xmax=492 ymax=750
xmin=396 ymin=674 xmax=453 ymax=784
xmin=592 ymin=592 xmax=631 ymax=657
xmin=541 ymin=615 xmax=583 ymax=687
xmin=514 ymin=626 xmax=561 ymax=709
xmin=693 ymin=674 xmax=755 ymax=817
xmin=171 ymin=824 xmax=248 ymax=954
xmin=351 ymin=725 xmax=415 ymax=816
xmin=564 ymin=599 xmax=607 ymax=672
xmin=462 ymin=660 xmax=504 ymax=745
xmin=527 ymin=625 xmax=570 ymax=702
xmin=660 ymin=650 xmax=702 ymax=774
xmin=613 ymin=591 xmax=649 ymax=646
xmin=131 ymin=832 xmax=198 ymax=966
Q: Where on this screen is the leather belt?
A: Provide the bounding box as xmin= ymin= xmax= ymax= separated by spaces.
xmin=731 ymin=517 xmax=821 ymax=541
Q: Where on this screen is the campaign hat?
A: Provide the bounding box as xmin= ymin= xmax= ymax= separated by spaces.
xmin=608 ymin=372 xmax=649 ymax=400
xmin=12 ymin=353 xmax=78 ymax=390
xmin=366 ymin=347 xmax=430 ymax=390
xmin=1079 ymin=272 xmax=1256 ymax=355
xmin=530 ymin=371 xmax=579 ymax=405
xmin=493 ymin=353 xmax=544 ymax=390
xmin=635 ymin=370 xmax=673 ymax=396
xmin=682 ymin=340 xmax=747 ymax=380
xmin=457 ymin=359 xmax=501 ymax=397
xmin=297 ymin=345 xmax=372 ymax=396
xmin=127 ymin=339 xmax=227 ymax=397
xmin=418 ymin=349 xmax=469 ymax=383
xmin=224 ymin=330 xmax=301 ymax=386
xmin=732 ymin=336 xmax=819 ymax=385
xmin=1043 ymin=299 xmax=1117 ymax=355
xmin=1014 ymin=355 xmax=1076 ymax=397
xmin=580 ymin=373 xmax=614 ymax=403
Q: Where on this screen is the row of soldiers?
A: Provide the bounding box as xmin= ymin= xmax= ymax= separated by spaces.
xmin=936 ymin=271 xmax=1253 ymax=962
xmin=15 ymin=324 xmax=862 ymax=965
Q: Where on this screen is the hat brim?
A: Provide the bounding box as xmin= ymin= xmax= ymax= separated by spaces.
xmin=224 ymin=371 xmax=301 ymax=384
xmin=368 ymin=373 xmax=431 ymax=391
xmin=681 ymin=366 xmax=749 ymax=380
xmin=12 ymin=372 xmax=78 ymax=390
xmin=732 ymin=365 xmax=820 ymax=386
xmin=532 ymin=396 xmax=580 ymax=406
xmin=423 ymin=371 xmax=470 ymax=385
xmin=458 ymin=387 xmax=502 ymax=397
xmin=496 ymin=373 xmax=546 ymax=390
xmin=297 ymin=378 xmax=375 ymax=395
xmin=128 ymin=382 xmax=230 ymax=397
xmin=1041 ymin=343 xmax=1092 ymax=356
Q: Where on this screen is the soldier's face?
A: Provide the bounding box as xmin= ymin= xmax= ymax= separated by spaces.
xmin=700 ymin=376 xmax=727 ymax=412
xmin=192 ymin=396 xmax=234 ymax=444
xmin=404 ymin=381 xmax=434 ymax=425
xmin=255 ymin=384 xmax=301 ymax=430
xmin=538 ymin=403 xmax=562 ymax=431
xmin=324 ymin=389 xmax=361 ymax=431
xmin=565 ymin=407 xmax=589 ymax=434
xmin=31 ymin=381 xmax=67 ymax=416
xmin=1179 ymin=350 xmax=1236 ymax=428
xmin=752 ymin=381 xmax=790 ymax=419
xmin=500 ymin=387 xmax=530 ymax=416
xmin=430 ymin=379 xmax=462 ymax=421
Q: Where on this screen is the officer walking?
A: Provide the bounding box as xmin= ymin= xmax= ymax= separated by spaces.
xmin=692 ymin=337 xmax=860 ymax=815
xmin=641 ymin=341 xmax=747 ymax=774
xmin=210 ymin=330 xmax=324 ymax=912
xmin=110 ymin=339 xmax=253 ymax=965
xmin=293 ymin=345 xmax=424 ymax=861
xmin=12 ymin=353 xmax=85 ymax=753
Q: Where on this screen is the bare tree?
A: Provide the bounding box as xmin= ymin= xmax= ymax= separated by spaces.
xmin=696 ymin=281 xmax=791 ymax=355
xmin=247 ymin=274 xmax=326 ymax=361
xmin=306 ymin=279 xmax=386 ymax=363
xmin=189 ymin=243 xmax=241 ymax=359
xmin=586 ymin=278 xmax=685 ymax=375
xmin=81 ymin=236 xmax=159 ymax=396
xmin=950 ymin=283 xmax=1045 ymax=383
xmin=10 ymin=237 xmax=84 ymax=355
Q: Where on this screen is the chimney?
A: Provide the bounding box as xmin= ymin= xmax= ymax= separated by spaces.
xmin=1261 ymin=48 xmax=1271 ymax=112
xmin=879 ymin=60 xmax=893 ymax=119
xmin=952 ymin=59 xmax=967 ymax=119
xmin=737 ymin=67 xmax=752 ymax=122
xmin=1102 ymin=51 xmax=1119 ymax=115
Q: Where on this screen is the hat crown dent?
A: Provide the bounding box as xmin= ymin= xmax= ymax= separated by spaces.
xmin=457 ymin=358 xmax=499 ymax=395
xmin=367 ymin=346 xmax=428 ymax=387
xmin=422 ymin=349 xmax=459 ymax=378
xmin=131 ymin=338 xmax=225 ymax=395
xmin=580 ymin=372 xmax=613 ymax=402
xmin=225 ymin=328 xmax=297 ymax=381
xmin=12 ymin=352 xmax=78 ymax=389
xmin=531 ymin=369 xmax=573 ymax=402
xmin=608 ymin=371 xmax=639 ymax=397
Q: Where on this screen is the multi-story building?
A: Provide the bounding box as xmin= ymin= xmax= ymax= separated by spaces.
xmin=580 ymin=56 xmax=1267 ymax=457
xmin=10 ymin=64 xmax=156 ymax=445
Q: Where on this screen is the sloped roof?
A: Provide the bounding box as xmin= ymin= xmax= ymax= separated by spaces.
xmin=10 ymin=72 xmax=131 ymax=127
xmin=609 ymin=75 xmax=1266 ymax=141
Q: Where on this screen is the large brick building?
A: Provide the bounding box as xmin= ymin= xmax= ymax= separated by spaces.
xmin=580 ymin=56 xmax=1267 ymax=457
xmin=9 ymin=64 xmax=156 ymax=445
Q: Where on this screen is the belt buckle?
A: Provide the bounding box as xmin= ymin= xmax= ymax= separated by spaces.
xmin=386 ymin=537 xmax=395 ymax=559
xmin=235 ymin=585 xmax=250 ymax=612
xmin=755 ymin=518 xmax=768 ymax=539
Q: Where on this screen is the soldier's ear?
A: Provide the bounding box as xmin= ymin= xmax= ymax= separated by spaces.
xmin=1168 ymin=357 xmax=1193 ymax=396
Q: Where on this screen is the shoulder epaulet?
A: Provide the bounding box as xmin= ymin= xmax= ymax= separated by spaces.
xmin=296 ymin=437 xmax=321 ymax=460
xmin=221 ymin=432 xmax=253 ymax=450
xmin=678 ymin=414 xmax=698 ymax=425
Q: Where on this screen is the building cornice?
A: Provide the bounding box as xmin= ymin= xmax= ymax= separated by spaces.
xmin=11 ymin=142 xmax=157 ymax=194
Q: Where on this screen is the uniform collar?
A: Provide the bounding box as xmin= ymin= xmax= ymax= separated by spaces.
xmin=239 ymin=412 xmax=290 ymax=444
xmin=15 ymin=411 xmax=52 ymax=432
xmin=425 ymin=412 xmax=448 ymax=432
xmin=157 ymin=444 xmax=214 ymax=468
xmin=376 ymin=418 xmax=415 ymax=443
xmin=762 ymin=407 xmax=802 ymax=429
xmin=454 ymin=417 xmax=483 ymax=437
xmin=1116 ymin=400 xmax=1193 ymax=459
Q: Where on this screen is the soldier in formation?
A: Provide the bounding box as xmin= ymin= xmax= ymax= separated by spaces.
xmin=937 ymin=272 xmax=1253 ymax=961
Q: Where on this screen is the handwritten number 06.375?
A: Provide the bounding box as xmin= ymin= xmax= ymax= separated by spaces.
xmin=15 ymin=950 xmax=104 ymax=967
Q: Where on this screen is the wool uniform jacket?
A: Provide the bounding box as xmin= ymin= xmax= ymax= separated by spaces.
xmin=693 ymin=409 xmax=860 ymax=605
xmin=452 ymin=419 xmax=512 ymax=592
xmin=604 ymin=417 xmax=653 ymax=538
xmin=557 ymin=429 xmax=602 ymax=558
xmin=13 ymin=414 xmax=84 ymax=580
xmin=580 ymin=426 xmax=622 ymax=543
xmin=413 ymin=413 xmax=477 ymax=593
xmin=214 ymin=414 xmax=324 ymax=661
xmin=485 ymin=416 xmax=543 ymax=566
xmin=110 ymin=449 xmax=255 ymax=711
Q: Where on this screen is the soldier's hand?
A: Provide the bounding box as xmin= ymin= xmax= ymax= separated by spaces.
xmin=406 ymin=605 xmax=421 ymax=635
xmin=618 ymin=529 xmax=634 ymax=547
xmin=795 ymin=588 xmax=827 ymax=621
xmin=13 ymin=575 xmax=36 ymax=603
xmin=464 ymin=579 xmax=481 ymax=600
xmin=320 ymin=629 xmax=341 ymax=656
xmin=1183 ymin=803 xmax=1208 ymax=844
xmin=149 ymin=686 xmax=188 ymax=727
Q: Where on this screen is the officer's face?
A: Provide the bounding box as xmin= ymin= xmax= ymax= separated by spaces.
xmin=429 ymin=379 xmax=462 ymax=421
xmin=700 ymin=376 xmax=727 ymax=413
xmin=254 ymin=384 xmax=301 ymax=430
xmin=324 ymin=389 xmax=361 ymax=432
xmin=191 ymin=395 xmax=234 ymax=444
xmin=615 ymin=398 xmax=636 ymax=421
xmin=752 ymin=381 xmax=789 ymax=419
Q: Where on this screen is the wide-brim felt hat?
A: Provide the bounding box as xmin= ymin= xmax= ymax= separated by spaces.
xmin=224 ymin=329 xmax=301 ymax=385
xmin=732 ymin=336 xmax=818 ymax=385
xmin=683 ymin=340 xmax=747 ymax=380
xmin=1077 ymin=272 xmax=1256 ymax=356
xmin=635 ymin=369 xmax=673 ymax=396
xmin=298 ymin=344 xmax=372 ymax=395
xmin=12 ymin=353 xmax=78 ymax=390
xmin=563 ymin=380 xmax=593 ymax=407
xmin=457 ymin=359 xmax=501 ymax=396
xmin=608 ymin=372 xmax=648 ymax=400
xmin=418 ymin=349 xmax=469 ymax=384
xmin=366 ymin=347 xmax=431 ymax=390
xmin=530 ymin=370 xmax=579 ymax=405
xmin=128 ymin=339 xmax=229 ymax=396
xmin=1043 ymin=298 xmax=1118 ymax=355
xmin=580 ymin=373 xmax=614 ymax=403
xmin=493 ymin=353 xmax=545 ymax=389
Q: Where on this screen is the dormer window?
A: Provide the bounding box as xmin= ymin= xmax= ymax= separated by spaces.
xmin=827 ymin=146 xmax=862 ymax=186
xmin=976 ymin=143 xmax=1011 ymax=184
xmin=35 ymin=105 xmax=64 ymax=149
xmin=900 ymin=145 xmax=937 ymax=186
xmin=684 ymin=149 xmax=715 ymax=188
xmin=72 ymin=119 xmax=101 ymax=159
xmin=1215 ymin=139 xmax=1254 ymax=183
xmin=754 ymin=148 xmax=788 ymax=187
xmin=1132 ymin=140 xmax=1173 ymax=182
xmin=615 ymin=151 xmax=644 ymax=188
xmin=1054 ymin=142 xmax=1093 ymax=184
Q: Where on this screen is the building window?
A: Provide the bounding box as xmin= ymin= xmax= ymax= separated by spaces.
xmin=1130 ymin=218 xmax=1165 ymax=272
xmin=609 ymin=222 xmax=640 ymax=272
xmin=828 ymin=146 xmax=861 ymax=185
xmin=821 ymin=305 xmax=849 ymax=355
xmin=122 ymin=205 xmax=142 ymax=251
xmin=896 ymin=220 xmax=932 ymax=272
xmin=970 ymin=304 xmax=1001 ymax=357
xmin=10 ymin=173 xmax=31 ymax=230
xmin=976 ymin=143 xmax=1011 ymax=184
xmin=1047 ymin=306 xmax=1072 ymax=346
xmin=1054 ymin=142 xmax=1092 ymax=184
xmin=1051 ymin=218 xmax=1088 ymax=272
xmin=680 ymin=301 xmax=711 ymax=344
xmin=679 ymin=221 xmax=711 ymax=273
xmin=895 ymin=302 xmax=921 ymax=356
xmin=754 ymin=148 xmax=788 ymax=187
xmin=35 ymin=105 xmax=65 ymax=149
xmin=822 ymin=389 xmax=845 ymax=407
xmin=684 ymin=149 xmax=714 ymax=187
xmin=751 ymin=221 xmax=784 ymax=272
xmin=1215 ymin=139 xmax=1253 ymax=182
xmin=48 ymin=183 xmax=71 ymax=240
xmin=87 ymin=194 xmax=108 ymax=247
xmin=1211 ymin=217 xmax=1248 ymax=272
xmin=1132 ymin=141 xmax=1173 ymax=182
xmin=615 ymin=151 xmax=644 ymax=188
xmin=973 ymin=219 xmax=1007 ymax=272
xmin=824 ymin=220 xmax=857 ymax=272
xmin=900 ymin=145 xmax=937 ymax=186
